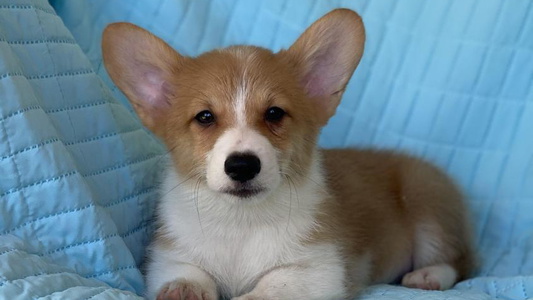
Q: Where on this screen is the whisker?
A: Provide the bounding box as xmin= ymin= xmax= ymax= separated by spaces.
xmin=193 ymin=177 xmax=205 ymax=235
xmin=283 ymin=164 xmax=328 ymax=193
xmin=154 ymin=144 xmax=178 ymax=167
xmin=284 ymin=174 xmax=293 ymax=232
xmin=286 ymin=174 xmax=300 ymax=210
xmin=158 ymin=172 xmax=197 ymax=199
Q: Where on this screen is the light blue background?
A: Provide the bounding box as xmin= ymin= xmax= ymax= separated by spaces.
xmin=0 ymin=0 xmax=531 ymax=299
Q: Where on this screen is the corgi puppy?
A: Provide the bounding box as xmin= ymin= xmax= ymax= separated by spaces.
xmin=102 ymin=9 xmax=473 ymax=300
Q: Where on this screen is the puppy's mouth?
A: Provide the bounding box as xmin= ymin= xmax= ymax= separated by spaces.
xmin=223 ymin=186 xmax=265 ymax=198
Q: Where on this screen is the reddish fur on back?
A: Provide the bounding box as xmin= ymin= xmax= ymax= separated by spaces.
xmin=317 ymin=149 xmax=474 ymax=292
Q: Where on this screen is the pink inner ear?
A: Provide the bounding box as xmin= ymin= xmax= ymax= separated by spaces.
xmin=136 ymin=71 xmax=170 ymax=108
xmin=302 ymin=48 xmax=343 ymax=98
xmin=304 ymin=73 xmax=330 ymax=98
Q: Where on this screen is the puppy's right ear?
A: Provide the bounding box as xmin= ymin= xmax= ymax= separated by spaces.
xmin=102 ymin=23 xmax=183 ymax=135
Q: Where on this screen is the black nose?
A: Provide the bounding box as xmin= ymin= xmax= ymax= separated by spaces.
xmin=224 ymin=153 xmax=261 ymax=183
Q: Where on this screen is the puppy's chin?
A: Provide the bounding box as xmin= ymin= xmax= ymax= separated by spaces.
xmin=223 ymin=186 xmax=266 ymax=199
xmin=208 ymin=181 xmax=279 ymax=204
xmin=215 ymin=185 xmax=269 ymax=203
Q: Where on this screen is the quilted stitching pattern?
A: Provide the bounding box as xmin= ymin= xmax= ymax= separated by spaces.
xmin=0 ymin=0 xmax=529 ymax=299
xmin=0 ymin=0 xmax=164 ymax=297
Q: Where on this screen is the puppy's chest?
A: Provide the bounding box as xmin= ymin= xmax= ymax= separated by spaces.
xmin=179 ymin=225 xmax=303 ymax=296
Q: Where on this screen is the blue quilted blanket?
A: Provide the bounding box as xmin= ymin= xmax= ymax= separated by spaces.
xmin=1 ymin=0 xmax=532 ymax=299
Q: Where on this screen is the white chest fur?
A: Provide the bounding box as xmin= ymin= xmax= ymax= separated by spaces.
xmin=151 ymin=165 xmax=326 ymax=297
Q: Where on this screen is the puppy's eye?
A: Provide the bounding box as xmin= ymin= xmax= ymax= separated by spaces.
xmin=265 ymin=106 xmax=285 ymax=123
xmin=195 ymin=110 xmax=215 ymax=125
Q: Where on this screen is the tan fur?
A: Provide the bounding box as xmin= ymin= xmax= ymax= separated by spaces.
xmin=315 ymin=149 xmax=474 ymax=293
xmin=102 ymin=8 xmax=473 ymax=300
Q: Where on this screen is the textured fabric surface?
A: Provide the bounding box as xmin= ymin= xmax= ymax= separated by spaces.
xmin=0 ymin=0 xmax=163 ymax=298
xmin=0 ymin=0 xmax=531 ymax=299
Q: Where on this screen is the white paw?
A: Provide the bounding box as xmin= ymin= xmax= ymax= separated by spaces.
xmin=402 ymin=264 xmax=458 ymax=290
xmin=156 ymin=280 xmax=216 ymax=300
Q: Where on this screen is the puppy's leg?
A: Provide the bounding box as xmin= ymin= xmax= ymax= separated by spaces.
xmin=146 ymin=260 xmax=218 ymax=300
xmin=401 ymin=221 xmax=473 ymax=290
xmin=232 ymin=246 xmax=349 ymax=300
xmin=400 ymin=161 xmax=474 ymax=291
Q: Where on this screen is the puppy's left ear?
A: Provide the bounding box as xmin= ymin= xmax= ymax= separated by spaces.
xmin=282 ymin=9 xmax=365 ymax=124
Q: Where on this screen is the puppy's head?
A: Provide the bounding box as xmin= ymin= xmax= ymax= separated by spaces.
xmin=102 ymin=9 xmax=364 ymax=202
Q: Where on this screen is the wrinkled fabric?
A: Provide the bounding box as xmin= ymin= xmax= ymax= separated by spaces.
xmin=0 ymin=0 xmax=531 ymax=299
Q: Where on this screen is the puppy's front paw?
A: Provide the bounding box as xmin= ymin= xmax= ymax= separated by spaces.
xmin=157 ymin=280 xmax=216 ymax=300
